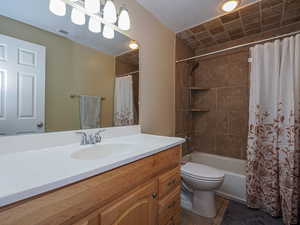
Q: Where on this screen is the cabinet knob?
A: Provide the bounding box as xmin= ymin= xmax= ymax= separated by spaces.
xmin=152 ymin=192 xmax=157 ymax=199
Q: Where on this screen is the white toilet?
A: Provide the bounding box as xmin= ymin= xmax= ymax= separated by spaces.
xmin=181 ymin=162 xmax=225 ymax=218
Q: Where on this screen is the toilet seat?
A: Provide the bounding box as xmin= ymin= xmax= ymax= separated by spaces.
xmin=181 ymin=162 xmax=224 ymax=181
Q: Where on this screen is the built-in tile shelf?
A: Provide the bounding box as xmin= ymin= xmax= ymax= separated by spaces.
xmin=189 ymin=108 xmax=210 ymax=112
xmin=188 ymin=87 xmax=210 ymax=113
xmin=189 ymin=87 xmax=210 ymax=91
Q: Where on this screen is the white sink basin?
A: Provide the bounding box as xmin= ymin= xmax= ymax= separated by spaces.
xmin=71 ymin=143 xmax=134 ymax=160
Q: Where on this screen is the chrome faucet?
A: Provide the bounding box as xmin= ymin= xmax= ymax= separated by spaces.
xmin=77 ymin=130 xmax=105 ymax=145
xmin=94 ymin=129 xmax=104 ymax=143
xmin=77 ymin=131 xmax=89 ymax=145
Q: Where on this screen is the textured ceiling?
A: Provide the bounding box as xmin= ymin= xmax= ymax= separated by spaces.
xmin=136 ymin=0 xmax=257 ymax=32
xmin=177 ymin=0 xmax=300 ymax=51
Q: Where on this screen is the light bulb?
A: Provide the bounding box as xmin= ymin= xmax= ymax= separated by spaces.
xmin=221 ymin=0 xmax=239 ymax=12
xmin=129 ymin=40 xmax=138 ymax=50
xmin=89 ymin=17 xmax=101 ymax=33
xmin=71 ymin=8 xmax=86 ymax=25
xmin=85 ymin=0 xmax=100 ymax=14
xmin=118 ymin=8 xmax=130 ymax=30
xmin=103 ymin=0 xmax=117 ymax=24
xmin=49 ymin=0 xmax=66 ymax=16
xmin=103 ymin=24 xmax=115 ymax=39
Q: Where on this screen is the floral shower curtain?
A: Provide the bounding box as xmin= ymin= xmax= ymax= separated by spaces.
xmin=114 ymin=75 xmax=134 ymax=126
xmin=247 ymin=34 xmax=300 ymax=225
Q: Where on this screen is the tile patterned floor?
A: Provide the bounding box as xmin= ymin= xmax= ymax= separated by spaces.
xmin=220 ymin=201 xmax=286 ymax=225
xmin=181 ymin=197 xmax=229 ymax=225
xmin=181 ymin=197 xmax=289 ymax=225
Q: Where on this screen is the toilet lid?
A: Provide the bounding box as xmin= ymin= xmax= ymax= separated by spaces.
xmin=181 ymin=162 xmax=225 ymax=181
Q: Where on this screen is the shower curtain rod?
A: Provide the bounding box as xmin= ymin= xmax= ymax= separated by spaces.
xmin=176 ymin=30 xmax=300 ymax=63
xmin=116 ymin=70 xmax=139 ymax=77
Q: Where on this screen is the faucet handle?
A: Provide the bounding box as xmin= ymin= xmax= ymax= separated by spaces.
xmin=76 ymin=131 xmax=88 ymax=145
xmin=89 ymin=134 xmax=96 ymax=144
xmin=95 ymin=129 xmax=105 ymax=135
xmin=94 ymin=129 xmax=104 ymax=143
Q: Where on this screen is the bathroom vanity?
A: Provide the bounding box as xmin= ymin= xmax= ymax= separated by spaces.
xmin=0 ymin=129 xmax=184 ymax=225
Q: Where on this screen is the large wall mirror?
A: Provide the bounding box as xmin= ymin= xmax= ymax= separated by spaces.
xmin=0 ymin=0 xmax=140 ymax=136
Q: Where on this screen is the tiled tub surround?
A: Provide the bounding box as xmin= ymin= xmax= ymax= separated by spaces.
xmin=176 ymin=0 xmax=300 ymax=160
xmin=191 ymin=49 xmax=249 ymax=159
xmin=0 ymin=125 xmax=185 ymax=207
xmin=175 ymin=39 xmax=195 ymax=155
xmin=175 ymin=46 xmax=250 ymax=159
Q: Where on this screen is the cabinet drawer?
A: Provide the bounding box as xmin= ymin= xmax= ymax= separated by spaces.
xmin=159 ymin=166 xmax=181 ymax=199
xmin=158 ymin=186 xmax=181 ymax=225
xmin=171 ymin=212 xmax=181 ymax=225
xmin=155 ymin=146 xmax=182 ymax=172
xmin=164 ymin=212 xmax=181 ymax=225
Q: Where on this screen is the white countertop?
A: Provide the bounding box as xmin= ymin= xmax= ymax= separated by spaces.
xmin=0 ymin=133 xmax=184 ymax=207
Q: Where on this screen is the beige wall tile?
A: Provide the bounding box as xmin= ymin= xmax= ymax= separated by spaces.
xmin=216 ymin=134 xmax=242 ymax=158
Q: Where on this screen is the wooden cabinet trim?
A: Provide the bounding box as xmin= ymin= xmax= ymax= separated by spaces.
xmin=158 ymin=166 xmax=181 ymax=199
xmin=158 ymin=186 xmax=181 ymax=225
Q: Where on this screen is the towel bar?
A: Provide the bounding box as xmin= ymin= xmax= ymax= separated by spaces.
xmin=70 ymin=94 xmax=106 ymax=100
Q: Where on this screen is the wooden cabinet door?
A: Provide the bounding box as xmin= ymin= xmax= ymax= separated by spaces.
xmin=99 ymin=180 xmax=158 ymax=225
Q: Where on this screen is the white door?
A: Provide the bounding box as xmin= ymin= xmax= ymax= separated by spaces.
xmin=0 ymin=34 xmax=45 ymax=135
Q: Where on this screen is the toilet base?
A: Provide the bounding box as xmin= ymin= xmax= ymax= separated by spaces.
xmin=192 ymin=190 xmax=216 ymax=218
xmin=181 ymin=190 xmax=193 ymax=211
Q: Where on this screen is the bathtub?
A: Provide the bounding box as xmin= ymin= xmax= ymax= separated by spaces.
xmin=183 ymin=152 xmax=247 ymax=203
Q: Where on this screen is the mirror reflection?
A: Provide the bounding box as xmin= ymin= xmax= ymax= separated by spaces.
xmin=0 ymin=0 xmax=139 ymax=136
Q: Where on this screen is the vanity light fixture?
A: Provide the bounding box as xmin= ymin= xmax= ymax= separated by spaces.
xmin=49 ymin=0 xmax=66 ymax=16
xmin=71 ymin=8 xmax=86 ymax=25
xmin=88 ymin=17 xmax=102 ymax=33
xmin=103 ymin=0 xmax=117 ymax=24
xmin=129 ymin=40 xmax=138 ymax=50
xmin=49 ymin=0 xmax=131 ymax=40
xmin=221 ymin=0 xmax=240 ymax=12
xmin=103 ymin=24 xmax=115 ymax=39
xmin=118 ymin=7 xmax=130 ymax=31
xmin=85 ymin=0 xmax=100 ymax=14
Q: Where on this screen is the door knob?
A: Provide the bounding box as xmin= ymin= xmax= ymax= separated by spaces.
xmin=37 ymin=122 xmax=44 ymax=128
